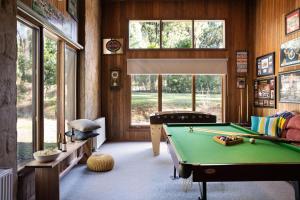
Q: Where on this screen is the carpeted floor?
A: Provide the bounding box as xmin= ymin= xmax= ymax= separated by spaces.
xmin=60 ymin=142 xmax=295 ymax=200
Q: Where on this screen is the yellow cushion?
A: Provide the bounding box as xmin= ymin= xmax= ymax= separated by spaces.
xmin=87 ymin=154 xmax=114 ymax=172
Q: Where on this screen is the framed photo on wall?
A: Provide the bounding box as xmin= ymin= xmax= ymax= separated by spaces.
xmin=236 ymin=51 xmax=248 ymax=73
xmin=237 ymin=77 xmax=246 ymax=89
xmin=279 ymin=70 xmax=300 ymax=103
xmin=67 ymin=0 xmax=78 ymax=21
xmin=256 ymin=52 xmax=275 ymax=77
xmin=110 ymin=69 xmax=121 ymax=89
xmin=280 ymin=37 xmax=300 ymax=67
xmin=254 ymin=77 xmax=276 ymax=108
xmin=285 ymin=8 xmax=300 ymax=35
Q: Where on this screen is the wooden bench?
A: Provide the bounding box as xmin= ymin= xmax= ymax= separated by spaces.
xmin=26 ymin=139 xmax=92 ymax=200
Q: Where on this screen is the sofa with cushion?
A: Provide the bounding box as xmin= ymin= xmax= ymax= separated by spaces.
xmin=251 ymin=111 xmax=300 ymax=145
xmin=282 ymin=114 xmax=300 ymax=143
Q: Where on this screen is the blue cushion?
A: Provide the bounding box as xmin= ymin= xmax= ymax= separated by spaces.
xmin=65 ymin=130 xmax=99 ymax=140
xmin=251 ymin=116 xmax=259 ymax=132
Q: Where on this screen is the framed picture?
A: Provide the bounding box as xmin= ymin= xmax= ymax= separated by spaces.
xmin=110 ymin=69 xmax=121 ymax=88
xmin=256 ymin=52 xmax=275 ymax=77
xmin=103 ymin=38 xmax=124 ymax=55
xmin=280 ymin=37 xmax=300 ymax=67
xmin=237 ymin=77 xmax=246 ymax=89
xmin=253 ymin=77 xmax=276 ymax=108
xmin=285 ymin=8 xmax=300 ymax=35
xmin=279 ymin=70 xmax=300 ymax=103
xmin=236 ymin=51 xmax=248 ymax=73
xmin=67 ymin=0 xmax=78 ymax=21
xmin=33 ymin=0 xmax=64 ymax=30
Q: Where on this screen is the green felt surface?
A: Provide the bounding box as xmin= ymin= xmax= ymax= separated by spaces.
xmin=165 ymin=123 xmax=300 ymax=165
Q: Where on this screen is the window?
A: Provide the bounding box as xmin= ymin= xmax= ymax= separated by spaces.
xmin=16 ymin=15 xmax=79 ymax=166
xmin=195 ymin=75 xmax=223 ymax=122
xmin=162 ymin=75 xmax=192 ymax=111
xmin=16 ymin=20 xmax=37 ymax=165
xmin=43 ymin=36 xmax=58 ymax=149
xmin=131 ymin=75 xmax=158 ymax=125
xmin=130 ymin=74 xmax=224 ymax=125
xmin=194 ymin=20 xmax=225 ymax=48
xmin=65 ymin=46 xmax=77 ymax=131
xmin=129 ymin=20 xmax=160 ymax=49
xmin=128 ymin=20 xmax=225 ymax=49
xmin=162 ymin=20 xmax=193 ymax=48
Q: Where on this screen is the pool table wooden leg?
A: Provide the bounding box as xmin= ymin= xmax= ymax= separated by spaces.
xmin=198 ymin=182 xmax=207 ymax=200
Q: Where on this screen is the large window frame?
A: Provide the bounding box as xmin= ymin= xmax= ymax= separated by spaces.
xmin=130 ymin=74 xmax=226 ymax=126
xmin=128 ymin=19 xmax=226 ymax=50
xmin=16 ymin=14 xmax=79 ymax=169
xmin=16 ymin=17 xmax=39 ymax=166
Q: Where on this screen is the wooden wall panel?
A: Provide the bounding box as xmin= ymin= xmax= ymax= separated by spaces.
xmin=78 ymin=0 xmax=102 ymax=120
xmin=251 ymin=0 xmax=300 ymax=117
xmin=102 ymin=0 xmax=250 ymax=141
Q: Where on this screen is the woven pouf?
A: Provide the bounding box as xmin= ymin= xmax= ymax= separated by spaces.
xmin=87 ymin=154 xmax=114 ymax=172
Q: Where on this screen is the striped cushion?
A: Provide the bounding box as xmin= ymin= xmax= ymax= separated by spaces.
xmin=257 ymin=117 xmax=268 ymax=134
xmin=251 ymin=116 xmax=259 ymax=132
xmin=265 ymin=117 xmax=279 ymax=136
xmin=251 ymin=116 xmax=278 ymax=136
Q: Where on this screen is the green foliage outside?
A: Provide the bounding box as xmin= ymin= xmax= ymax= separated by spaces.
xmin=194 ymin=21 xmax=224 ymax=48
xmin=131 ymin=75 xmax=222 ymax=124
xmin=129 ymin=21 xmax=160 ymax=49
xmin=129 ymin=20 xmax=225 ymax=49
xmin=44 ymin=37 xmax=57 ymax=90
xmin=132 ymin=75 xmax=221 ymax=94
xmin=17 ymin=22 xmax=33 ymax=106
xmin=162 ymin=21 xmax=192 ymax=48
xmin=163 ymin=75 xmax=192 ymax=93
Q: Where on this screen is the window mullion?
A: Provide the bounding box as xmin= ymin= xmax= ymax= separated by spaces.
xmin=158 ymin=75 xmax=162 ymax=111
xmin=192 ymin=75 xmax=196 ymax=111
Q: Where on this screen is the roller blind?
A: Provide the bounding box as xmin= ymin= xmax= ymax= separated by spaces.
xmin=127 ymin=58 xmax=228 ymax=75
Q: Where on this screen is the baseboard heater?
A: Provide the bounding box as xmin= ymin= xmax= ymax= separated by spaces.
xmin=0 ymin=168 xmax=13 ymax=200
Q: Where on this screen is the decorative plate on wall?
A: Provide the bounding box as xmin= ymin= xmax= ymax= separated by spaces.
xmin=103 ymin=39 xmax=124 ymax=55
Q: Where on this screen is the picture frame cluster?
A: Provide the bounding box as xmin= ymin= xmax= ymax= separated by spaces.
xmin=253 ymin=8 xmax=300 ymax=107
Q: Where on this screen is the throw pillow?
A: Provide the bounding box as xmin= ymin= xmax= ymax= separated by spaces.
xmin=257 ymin=117 xmax=268 ymax=134
xmin=265 ymin=117 xmax=279 ymax=136
xmin=286 ymin=128 xmax=300 ymax=141
xmin=65 ymin=129 xmax=99 ymax=140
xmin=251 ymin=116 xmax=259 ymax=132
xmin=251 ymin=116 xmax=278 ymax=136
xmin=68 ymin=119 xmax=100 ymax=132
xmin=287 ymin=115 xmax=300 ymax=130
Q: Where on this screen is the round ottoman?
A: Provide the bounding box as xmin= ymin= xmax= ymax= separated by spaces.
xmin=87 ymin=154 xmax=114 ymax=172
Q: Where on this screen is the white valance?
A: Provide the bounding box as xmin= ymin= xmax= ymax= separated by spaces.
xmin=127 ymin=58 xmax=228 ymax=75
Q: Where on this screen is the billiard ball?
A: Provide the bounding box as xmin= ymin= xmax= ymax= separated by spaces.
xmin=249 ymin=138 xmax=256 ymax=144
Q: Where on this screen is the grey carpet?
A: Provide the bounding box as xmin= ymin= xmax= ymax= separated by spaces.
xmin=60 ymin=142 xmax=295 ymax=200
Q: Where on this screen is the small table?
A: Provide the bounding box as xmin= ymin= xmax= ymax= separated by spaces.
xmin=26 ymin=140 xmax=92 ymax=200
xmin=164 ymin=123 xmax=300 ymax=200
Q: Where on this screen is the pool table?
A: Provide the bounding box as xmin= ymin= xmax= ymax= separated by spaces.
xmin=163 ymin=123 xmax=300 ymax=200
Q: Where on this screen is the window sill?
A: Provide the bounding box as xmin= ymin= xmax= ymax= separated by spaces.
xmin=129 ymin=125 xmax=150 ymax=131
xmin=17 ymin=159 xmax=34 ymax=173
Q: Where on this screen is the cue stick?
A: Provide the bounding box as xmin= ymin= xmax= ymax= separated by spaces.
xmin=191 ymin=127 xmax=300 ymax=144
xmin=240 ymin=89 xmax=243 ymax=123
xmin=246 ymin=84 xmax=249 ymax=123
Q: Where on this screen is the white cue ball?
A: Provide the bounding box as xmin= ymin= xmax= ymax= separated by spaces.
xmin=249 ymin=138 xmax=255 ymax=144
